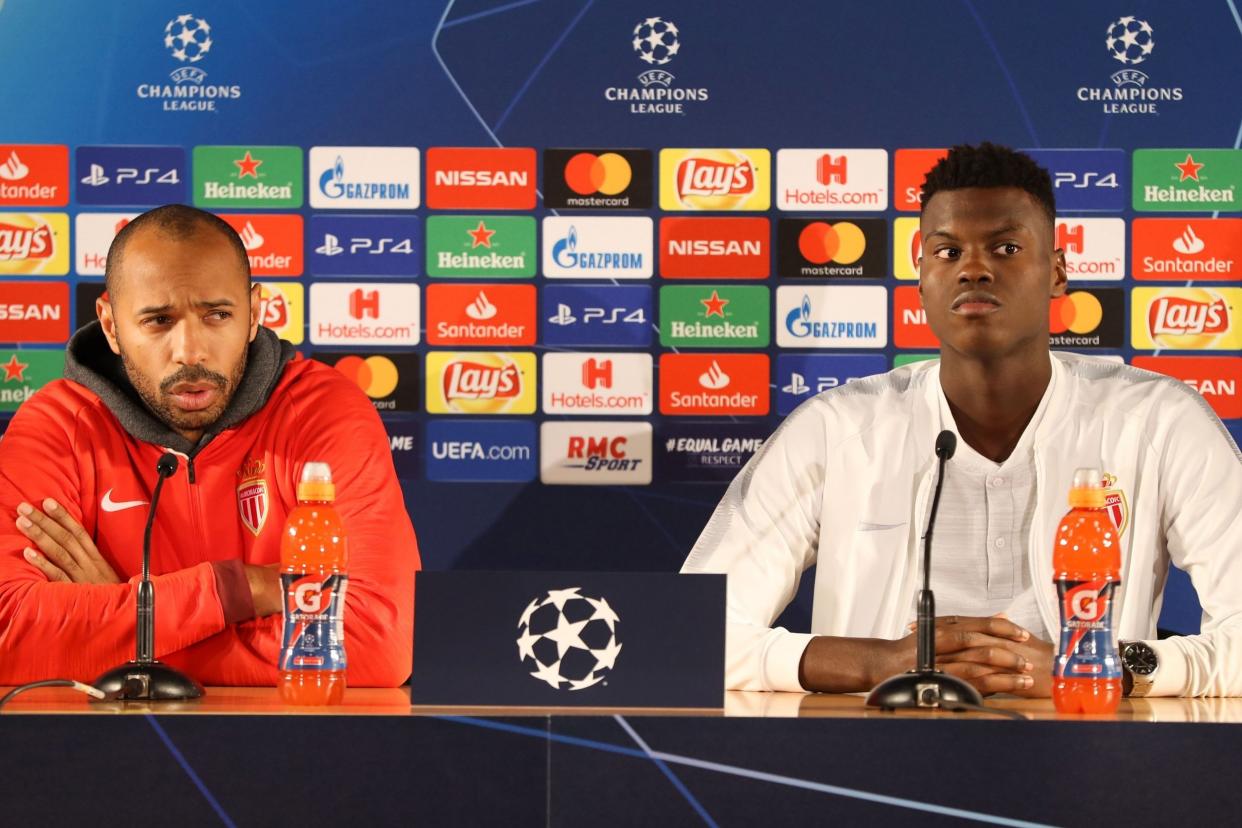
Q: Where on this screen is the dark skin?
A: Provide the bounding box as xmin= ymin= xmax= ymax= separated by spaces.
xmin=799 ymin=186 xmax=1067 ymax=697
xmin=16 ymin=226 xmax=283 ymax=616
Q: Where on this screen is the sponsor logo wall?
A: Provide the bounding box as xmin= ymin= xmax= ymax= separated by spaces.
xmin=0 ymin=6 xmax=1237 ymax=491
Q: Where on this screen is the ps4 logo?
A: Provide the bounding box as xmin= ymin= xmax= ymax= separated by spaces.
xmin=79 ymin=164 xmax=181 ymax=187
xmin=1052 ymin=172 xmax=1119 ymax=190
xmin=314 ymin=233 xmax=414 ymax=256
xmin=547 ymin=304 xmax=647 ymax=326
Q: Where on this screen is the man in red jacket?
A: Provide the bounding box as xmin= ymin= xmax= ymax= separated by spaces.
xmin=0 ymin=204 xmax=420 ymax=687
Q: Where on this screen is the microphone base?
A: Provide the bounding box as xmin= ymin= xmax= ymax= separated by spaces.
xmin=864 ymin=670 xmax=984 ymax=711
xmin=91 ymin=661 xmax=205 ymax=701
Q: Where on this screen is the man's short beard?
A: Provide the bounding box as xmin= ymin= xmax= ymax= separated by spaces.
xmin=120 ymin=345 xmax=248 ymax=438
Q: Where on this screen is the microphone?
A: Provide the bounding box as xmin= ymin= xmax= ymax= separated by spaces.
xmin=865 ymin=429 xmax=984 ymax=710
xmin=93 ymin=452 xmax=205 ymax=701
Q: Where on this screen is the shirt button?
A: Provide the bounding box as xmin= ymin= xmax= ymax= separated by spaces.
xmin=990 ymin=477 xmax=1005 ymax=488
xmin=994 ymin=537 xmax=1006 ymax=548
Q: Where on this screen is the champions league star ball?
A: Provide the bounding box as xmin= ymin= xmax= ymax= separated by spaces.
xmin=1104 ymin=16 xmax=1154 ymax=65
xmin=164 ymin=14 xmax=213 ymax=63
xmin=516 ymin=588 xmax=622 ymax=691
xmin=632 ymin=16 xmax=680 ymax=66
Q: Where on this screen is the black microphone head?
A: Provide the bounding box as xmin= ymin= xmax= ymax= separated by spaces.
xmin=156 ymin=452 xmax=179 ymax=478
xmin=935 ymin=430 xmax=957 ymax=460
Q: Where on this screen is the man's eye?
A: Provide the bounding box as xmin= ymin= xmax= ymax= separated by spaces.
xmin=932 ymin=248 xmax=960 ymax=260
xmin=208 ymin=311 xmax=232 ymax=321
xmin=995 ymin=243 xmax=1022 ymax=255
xmin=143 ymin=316 xmax=172 ymax=327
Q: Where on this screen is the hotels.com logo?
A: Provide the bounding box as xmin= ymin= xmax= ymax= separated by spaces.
xmin=775 ymin=148 xmax=888 ymax=212
xmin=1056 ymin=218 xmax=1125 ymax=281
xmin=816 ymin=154 xmax=847 ymax=185
xmin=350 ymin=289 xmax=379 ymax=320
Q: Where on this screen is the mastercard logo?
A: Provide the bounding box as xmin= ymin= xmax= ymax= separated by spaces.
xmin=333 ymin=355 xmax=399 ymax=399
xmin=797 ymin=221 xmax=867 ymax=265
xmin=564 ymin=152 xmax=632 ymax=196
xmin=1049 ymin=292 xmax=1103 ymax=334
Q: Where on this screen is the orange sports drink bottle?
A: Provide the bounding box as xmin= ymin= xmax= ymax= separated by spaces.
xmin=1052 ymin=467 xmax=1122 ymax=714
xmin=279 ymin=462 xmax=348 ymax=705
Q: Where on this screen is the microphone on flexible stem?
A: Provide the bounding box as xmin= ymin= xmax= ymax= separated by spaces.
xmin=865 ymin=430 xmax=984 ymax=710
xmin=93 ymin=452 xmax=205 ymax=701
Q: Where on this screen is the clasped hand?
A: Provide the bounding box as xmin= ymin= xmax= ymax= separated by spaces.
xmin=890 ymin=614 xmax=1053 ymax=697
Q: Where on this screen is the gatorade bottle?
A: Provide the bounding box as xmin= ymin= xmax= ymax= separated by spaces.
xmin=1052 ymin=467 xmax=1121 ymax=714
xmin=279 ymin=462 xmax=348 ymax=705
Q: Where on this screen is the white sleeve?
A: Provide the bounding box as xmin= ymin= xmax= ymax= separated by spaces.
xmin=1148 ymin=390 xmax=1242 ymax=697
xmin=681 ymin=401 xmax=827 ymax=692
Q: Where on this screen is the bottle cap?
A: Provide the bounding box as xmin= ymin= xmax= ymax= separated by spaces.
xmin=1068 ymin=466 xmax=1106 ymax=508
xmin=297 ymin=461 xmax=335 ymax=502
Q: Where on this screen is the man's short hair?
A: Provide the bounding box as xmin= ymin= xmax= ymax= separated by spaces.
xmin=920 ymin=143 xmax=1056 ymax=222
xmin=104 ymin=204 xmax=252 ymax=298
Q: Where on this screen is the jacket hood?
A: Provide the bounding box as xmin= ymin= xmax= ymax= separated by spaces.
xmin=63 ymin=321 xmax=296 ymax=456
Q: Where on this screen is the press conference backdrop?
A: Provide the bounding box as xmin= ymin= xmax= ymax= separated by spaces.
xmin=0 ymin=0 xmax=1238 ymax=635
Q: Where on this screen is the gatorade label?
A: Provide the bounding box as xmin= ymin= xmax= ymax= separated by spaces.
xmin=279 ymin=573 xmax=348 ymax=671
xmin=1054 ymin=579 xmax=1121 ymax=679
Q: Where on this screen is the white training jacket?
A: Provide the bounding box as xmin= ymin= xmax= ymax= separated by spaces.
xmin=682 ymin=353 xmax=1242 ymax=696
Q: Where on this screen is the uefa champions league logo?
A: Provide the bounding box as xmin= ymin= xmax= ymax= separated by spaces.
xmin=1104 ymin=16 xmax=1154 ymax=65
xmin=516 ymin=587 xmax=622 ymax=691
xmin=164 ymin=14 xmax=213 ymax=63
xmin=632 ymin=17 xmax=680 ymax=66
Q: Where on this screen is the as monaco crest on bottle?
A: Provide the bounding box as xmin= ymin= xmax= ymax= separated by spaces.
xmin=1052 ymin=467 xmax=1121 ymax=713
xmin=279 ymin=462 xmax=349 ymax=705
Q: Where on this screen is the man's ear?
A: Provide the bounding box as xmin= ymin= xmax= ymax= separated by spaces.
xmin=248 ymin=282 xmax=261 ymax=342
xmin=96 ymin=293 xmax=122 ymax=356
xmin=1051 ymin=248 xmax=1068 ymax=298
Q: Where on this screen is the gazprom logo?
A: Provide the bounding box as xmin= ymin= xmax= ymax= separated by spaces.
xmin=317 ymin=155 xmax=411 ymax=201
xmin=785 ymin=294 xmax=815 ymax=338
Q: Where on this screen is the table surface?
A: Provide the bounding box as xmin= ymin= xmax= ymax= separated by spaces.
xmin=4 ymin=686 xmax=1242 ymax=722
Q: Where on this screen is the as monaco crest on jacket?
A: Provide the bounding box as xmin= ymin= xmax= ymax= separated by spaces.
xmin=236 ymin=457 xmax=269 ymax=536
xmin=1102 ymin=472 xmax=1129 ymax=537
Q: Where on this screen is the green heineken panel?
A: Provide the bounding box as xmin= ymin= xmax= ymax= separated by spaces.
xmin=192 ymin=146 xmax=303 ymax=208
xmin=1132 ymin=149 xmax=1241 ymax=212
xmin=425 ymin=215 xmax=537 ymax=278
xmin=659 ymin=285 xmax=770 ymax=348
xmin=0 ymin=349 xmax=65 ymax=412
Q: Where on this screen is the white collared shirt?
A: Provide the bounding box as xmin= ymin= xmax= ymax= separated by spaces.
xmin=908 ymin=370 xmax=1056 ymax=640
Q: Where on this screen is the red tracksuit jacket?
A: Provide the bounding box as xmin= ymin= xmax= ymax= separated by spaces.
xmin=0 ymin=337 xmax=420 ymax=686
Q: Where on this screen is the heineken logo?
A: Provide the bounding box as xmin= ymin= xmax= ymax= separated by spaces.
xmin=659 ymin=285 xmax=769 ymax=348
xmin=192 ymin=146 xmax=303 ymax=208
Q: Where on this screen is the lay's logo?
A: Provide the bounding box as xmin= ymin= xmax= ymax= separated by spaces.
xmin=425 ymin=351 xmax=536 ymax=415
xmin=1149 ymin=295 xmax=1229 ymax=337
xmin=659 ymin=149 xmax=770 ymax=211
xmin=1132 ymin=287 xmax=1242 ymax=351
xmin=678 ymin=157 xmax=753 ymax=198
xmin=0 ymin=213 xmax=70 ymax=275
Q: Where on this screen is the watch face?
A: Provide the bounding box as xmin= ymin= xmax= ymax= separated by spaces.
xmin=1123 ymin=643 xmax=1159 ymax=676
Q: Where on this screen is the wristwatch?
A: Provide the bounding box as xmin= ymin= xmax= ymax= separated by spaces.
xmin=1120 ymin=640 xmax=1159 ymax=697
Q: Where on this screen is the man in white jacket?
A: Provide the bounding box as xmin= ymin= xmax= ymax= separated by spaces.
xmin=683 ymin=143 xmax=1242 ymax=698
